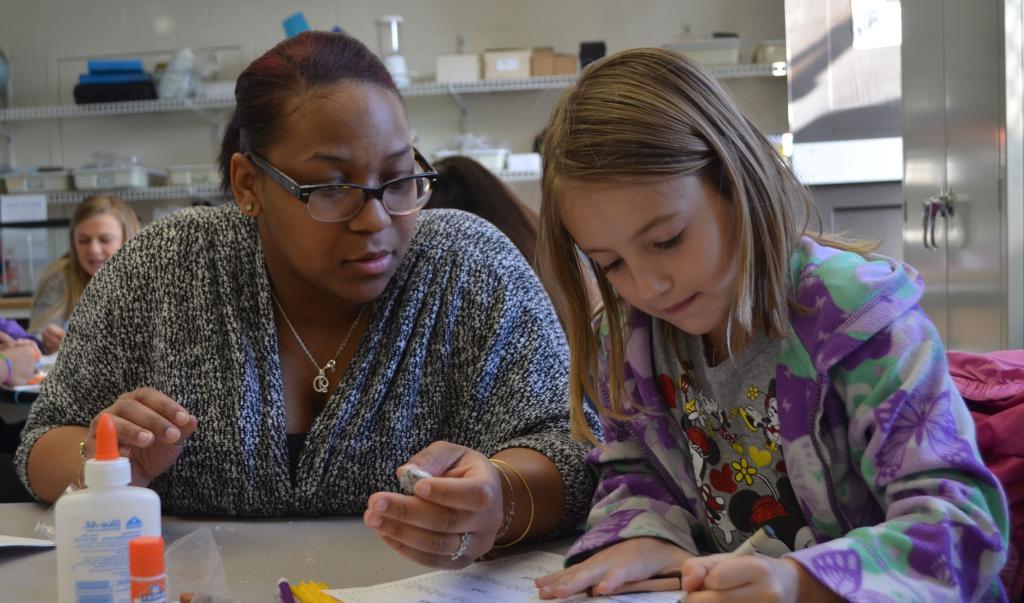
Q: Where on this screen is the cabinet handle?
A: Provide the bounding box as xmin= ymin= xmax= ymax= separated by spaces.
xmin=922 ymin=198 xmax=937 ymax=250
xmin=921 ymin=192 xmax=955 ymax=251
xmin=929 ymin=199 xmax=940 ymax=249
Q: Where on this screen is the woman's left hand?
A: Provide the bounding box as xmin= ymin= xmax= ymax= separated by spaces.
xmin=364 ymin=441 xmax=504 ymax=569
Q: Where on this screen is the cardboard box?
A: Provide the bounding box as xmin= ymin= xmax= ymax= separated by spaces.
xmin=483 ymin=48 xmax=532 ymax=79
xmin=553 ymin=53 xmax=577 ymax=75
xmin=531 ymin=47 xmax=555 ymax=76
xmin=436 ymin=54 xmax=480 ymax=83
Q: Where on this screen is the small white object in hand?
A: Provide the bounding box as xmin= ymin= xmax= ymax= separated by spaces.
xmin=399 ymin=465 xmax=432 ymax=494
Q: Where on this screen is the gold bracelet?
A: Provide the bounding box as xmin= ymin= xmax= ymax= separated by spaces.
xmin=489 ymin=458 xmax=534 ymax=548
xmin=75 ymin=440 xmax=88 ymax=489
xmin=489 ymin=460 xmax=516 ymax=541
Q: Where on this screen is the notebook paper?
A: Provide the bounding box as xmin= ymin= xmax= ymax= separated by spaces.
xmin=325 ymin=551 xmax=679 ymax=602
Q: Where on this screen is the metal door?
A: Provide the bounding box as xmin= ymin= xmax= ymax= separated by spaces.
xmin=902 ymin=0 xmax=950 ymax=338
xmin=944 ymin=0 xmax=1007 ymax=351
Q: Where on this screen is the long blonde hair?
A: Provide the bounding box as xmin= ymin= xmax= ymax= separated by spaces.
xmin=31 ymin=195 xmax=140 ymax=329
xmin=538 ymin=48 xmax=874 ymax=443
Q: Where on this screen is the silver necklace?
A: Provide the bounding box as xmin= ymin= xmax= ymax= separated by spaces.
xmin=272 ymin=294 xmax=366 ymax=394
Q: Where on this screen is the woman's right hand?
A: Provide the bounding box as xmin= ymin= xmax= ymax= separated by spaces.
xmin=41 ymin=324 xmax=65 ymax=355
xmin=86 ymin=387 xmax=198 ymax=486
xmin=535 ymin=537 xmax=694 ymax=599
xmin=0 ymin=343 xmax=39 ymax=385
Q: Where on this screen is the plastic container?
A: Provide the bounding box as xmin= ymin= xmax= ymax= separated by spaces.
xmin=663 ymin=38 xmax=741 ymax=65
xmin=3 ymin=169 xmax=74 ymax=192
xmin=507 ymin=152 xmax=542 ymax=173
xmin=167 ymin=164 xmax=220 ymax=186
xmin=130 ymin=536 xmax=168 ymax=603
xmin=194 ymin=81 xmax=234 ymax=99
xmin=754 ymin=39 xmax=787 ymax=64
xmin=73 ymin=166 xmax=165 ymax=189
xmin=56 ymin=414 xmax=162 ymax=603
xmin=435 ymin=148 xmax=509 ymax=173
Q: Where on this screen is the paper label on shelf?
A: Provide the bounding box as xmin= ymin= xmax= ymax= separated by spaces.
xmin=495 ymin=57 xmax=522 ymax=71
xmin=1 ymin=194 xmax=47 ymax=223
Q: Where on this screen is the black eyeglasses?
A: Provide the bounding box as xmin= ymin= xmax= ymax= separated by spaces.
xmin=247 ymin=149 xmax=439 ymax=223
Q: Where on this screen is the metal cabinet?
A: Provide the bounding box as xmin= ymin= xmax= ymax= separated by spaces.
xmin=902 ymin=0 xmax=1024 ymax=351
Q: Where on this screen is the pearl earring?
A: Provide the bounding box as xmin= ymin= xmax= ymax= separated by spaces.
xmin=244 ymin=203 xmax=254 ymax=212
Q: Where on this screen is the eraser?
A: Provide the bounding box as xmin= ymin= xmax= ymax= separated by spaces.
xmin=398 ymin=465 xmax=432 ymax=494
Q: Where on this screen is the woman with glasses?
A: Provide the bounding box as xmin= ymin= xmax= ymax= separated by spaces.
xmin=16 ymin=32 xmax=596 ymax=568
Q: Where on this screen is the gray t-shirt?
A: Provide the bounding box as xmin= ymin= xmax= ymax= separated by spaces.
xmin=650 ymin=319 xmax=813 ymax=556
xmin=17 ymin=204 xmax=598 ymax=529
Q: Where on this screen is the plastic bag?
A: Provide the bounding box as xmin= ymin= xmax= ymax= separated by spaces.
xmin=166 ymin=527 xmax=234 ymax=602
xmin=159 ymin=47 xmax=196 ymax=99
xmin=36 ymin=499 xmax=235 ymax=602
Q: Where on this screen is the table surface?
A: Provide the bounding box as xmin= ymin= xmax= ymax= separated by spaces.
xmin=0 ymin=400 xmax=31 ymax=424
xmin=0 ymin=502 xmax=571 ymax=602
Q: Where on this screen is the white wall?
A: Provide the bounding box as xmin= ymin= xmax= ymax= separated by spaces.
xmin=2 ymin=0 xmax=786 ymax=216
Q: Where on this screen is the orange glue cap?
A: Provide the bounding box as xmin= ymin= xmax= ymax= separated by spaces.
xmin=95 ymin=413 xmax=120 ymax=461
xmin=129 ymin=536 xmax=166 ymax=578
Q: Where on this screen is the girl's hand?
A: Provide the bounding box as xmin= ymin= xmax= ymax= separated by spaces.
xmin=41 ymin=324 xmax=65 ymax=355
xmin=364 ymin=441 xmax=505 ymax=569
xmin=681 ymin=555 xmax=840 ymax=603
xmin=0 ymin=343 xmax=39 ymax=385
xmin=535 ymin=537 xmax=693 ymax=599
xmin=85 ymin=387 xmax=198 ymax=486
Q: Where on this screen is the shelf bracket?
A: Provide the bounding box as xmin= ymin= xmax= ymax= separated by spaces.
xmin=445 ymin=84 xmax=468 ymax=133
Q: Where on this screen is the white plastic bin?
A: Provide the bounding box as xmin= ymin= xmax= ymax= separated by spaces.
xmin=663 ymin=38 xmax=741 ymax=65
xmin=167 ymin=164 xmax=220 ymax=186
xmin=435 ymin=148 xmax=509 ymax=173
xmin=73 ymin=166 xmax=165 ymax=189
xmin=3 ymin=169 xmax=74 ymax=192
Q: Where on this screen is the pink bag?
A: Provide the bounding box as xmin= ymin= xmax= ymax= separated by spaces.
xmin=948 ymin=350 xmax=1024 ymax=600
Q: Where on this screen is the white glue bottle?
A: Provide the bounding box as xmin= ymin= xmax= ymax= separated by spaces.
xmin=57 ymin=413 xmax=162 ymax=603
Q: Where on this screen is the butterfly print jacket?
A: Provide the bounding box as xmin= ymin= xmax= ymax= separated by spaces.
xmin=567 ymin=237 xmax=1010 ymax=602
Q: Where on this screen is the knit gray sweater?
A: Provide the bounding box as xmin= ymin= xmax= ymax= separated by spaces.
xmin=16 ymin=204 xmax=596 ymax=532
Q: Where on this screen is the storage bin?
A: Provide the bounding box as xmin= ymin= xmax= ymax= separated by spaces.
xmin=195 ymin=81 xmax=235 ymax=99
xmin=507 ymin=152 xmax=541 ymax=173
xmin=754 ymin=39 xmax=787 ymax=64
xmin=436 ymin=54 xmax=480 ymax=83
xmin=73 ymin=165 xmax=165 ymax=189
xmin=435 ymin=148 xmax=509 ymax=173
xmin=167 ymin=164 xmax=220 ymax=186
xmin=3 ymin=169 xmax=73 ymax=192
xmin=663 ymin=38 xmax=741 ymax=65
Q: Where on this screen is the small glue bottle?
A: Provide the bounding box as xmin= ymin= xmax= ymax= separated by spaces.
xmin=129 ymin=536 xmax=168 ymax=603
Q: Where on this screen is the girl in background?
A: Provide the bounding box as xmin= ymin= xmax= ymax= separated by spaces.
xmin=426 ymin=155 xmax=539 ymax=267
xmin=29 ymin=195 xmax=140 ymax=354
xmin=535 ymin=48 xmax=1008 ymax=601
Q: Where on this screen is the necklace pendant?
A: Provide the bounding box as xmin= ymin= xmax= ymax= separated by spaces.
xmin=313 ymin=369 xmax=330 ymax=394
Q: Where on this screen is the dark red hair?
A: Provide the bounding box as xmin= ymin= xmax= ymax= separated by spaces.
xmin=218 ymin=31 xmax=398 ymax=192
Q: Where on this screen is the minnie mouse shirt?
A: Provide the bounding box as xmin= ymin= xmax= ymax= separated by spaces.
xmin=650 ymin=320 xmax=814 ymax=556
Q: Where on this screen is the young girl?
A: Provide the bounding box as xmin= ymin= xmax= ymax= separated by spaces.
xmin=28 ymin=195 xmax=140 ymax=354
xmin=534 ymin=48 xmax=1009 ymax=602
